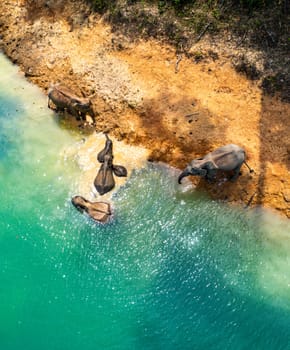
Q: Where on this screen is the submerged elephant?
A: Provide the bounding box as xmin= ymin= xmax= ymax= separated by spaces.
xmin=94 ymin=154 xmax=115 ymax=195
xmin=94 ymin=134 xmax=128 ymax=195
xmin=48 ymin=85 xmax=95 ymax=121
xmin=178 ymin=144 xmax=253 ymax=184
xmin=71 ymin=196 xmax=111 ymax=223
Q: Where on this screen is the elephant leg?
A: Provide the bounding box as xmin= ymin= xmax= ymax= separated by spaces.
xmin=229 ymin=164 xmax=242 ymax=182
xmin=74 ymin=110 xmax=82 ymax=121
xmin=78 ymin=111 xmax=86 ymax=121
xmin=68 ymin=103 xmax=81 ymax=119
xmin=205 ymin=169 xmax=217 ymax=182
xmin=203 ymin=161 xmax=217 ymax=182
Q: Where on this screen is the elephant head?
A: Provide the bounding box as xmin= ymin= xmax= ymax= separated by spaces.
xmin=178 ymin=159 xmax=207 ymax=184
xmin=97 ymin=133 xmax=113 ymax=163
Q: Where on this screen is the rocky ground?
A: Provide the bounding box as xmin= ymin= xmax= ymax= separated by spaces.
xmin=0 ymin=0 xmax=289 ymax=217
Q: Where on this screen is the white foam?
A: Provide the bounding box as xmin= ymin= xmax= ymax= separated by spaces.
xmin=69 ymin=132 xmax=150 ymax=201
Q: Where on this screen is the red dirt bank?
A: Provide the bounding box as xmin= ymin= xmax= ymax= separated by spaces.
xmin=0 ymin=0 xmax=289 ymax=217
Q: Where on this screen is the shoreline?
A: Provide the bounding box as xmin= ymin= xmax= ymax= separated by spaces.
xmin=0 ymin=0 xmax=289 ymax=218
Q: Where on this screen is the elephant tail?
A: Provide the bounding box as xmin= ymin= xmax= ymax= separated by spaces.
xmin=244 ymin=160 xmax=254 ymax=173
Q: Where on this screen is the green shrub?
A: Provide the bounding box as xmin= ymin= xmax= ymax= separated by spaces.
xmin=90 ymin=0 xmax=109 ymax=10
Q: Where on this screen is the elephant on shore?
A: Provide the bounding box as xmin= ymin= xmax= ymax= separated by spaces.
xmin=178 ymin=144 xmax=253 ymax=183
xmin=94 ymin=134 xmax=127 ymax=195
xmin=48 ymin=85 xmax=95 ymax=121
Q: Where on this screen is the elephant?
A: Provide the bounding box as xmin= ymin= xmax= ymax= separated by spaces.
xmin=48 ymin=85 xmax=95 ymax=121
xmin=71 ymin=196 xmax=111 ymax=223
xmin=94 ymin=153 xmax=115 ymax=195
xmin=178 ymin=144 xmax=253 ymax=184
xmin=98 ymin=134 xmax=127 ymax=177
xmin=94 ymin=134 xmax=128 ymax=195
xmin=97 ymin=133 xmax=113 ymax=163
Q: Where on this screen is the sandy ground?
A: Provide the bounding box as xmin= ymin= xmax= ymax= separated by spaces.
xmin=0 ymin=0 xmax=289 ymax=218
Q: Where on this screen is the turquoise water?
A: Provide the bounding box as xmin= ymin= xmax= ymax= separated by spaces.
xmin=1 ymin=54 xmax=290 ymax=350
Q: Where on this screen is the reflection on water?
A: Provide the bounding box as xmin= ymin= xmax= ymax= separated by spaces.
xmin=1 ymin=54 xmax=290 ymax=350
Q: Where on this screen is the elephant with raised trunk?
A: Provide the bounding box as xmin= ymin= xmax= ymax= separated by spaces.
xmin=94 ymin=134 xmax=127 ymax=195
xmin=178 ymin=144 xmax=253 ymax=184
xmin=94 ymin=154 xmax=115 ymax=195
xmin=97 ymin=133 xmax=113 ymax=163
xmin=97 ymin=133 xmax=127 ymax=177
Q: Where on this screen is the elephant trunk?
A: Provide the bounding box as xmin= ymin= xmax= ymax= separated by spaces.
xmin=178 ymin=169 xmax=190 ymax=184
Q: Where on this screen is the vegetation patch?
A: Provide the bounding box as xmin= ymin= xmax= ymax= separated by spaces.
xmin=232 ymin=54 xmax=261 ymax=80
xmin=262 ymin=74 xmax=290 ymax=102
xmin=86 ymin=0 xmax=289 ymax=100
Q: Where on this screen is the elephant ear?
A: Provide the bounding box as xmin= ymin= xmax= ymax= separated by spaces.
xmin=113 ymin=165 xmax=127 ymax=177
xmin=203 ymin=161 xmax=216 ymax=171
xmin=202 ymin=161 xmax=218 ymax=181
xmin=198 ymin=168 xmax=207 ymax=177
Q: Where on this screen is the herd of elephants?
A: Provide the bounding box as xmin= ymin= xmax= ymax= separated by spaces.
xmin=48 ymin=85 xmax=254 ymax=224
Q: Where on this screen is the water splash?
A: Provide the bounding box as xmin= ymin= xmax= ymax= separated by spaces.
xmin=69 ymin=132 xmax=149 ymax=201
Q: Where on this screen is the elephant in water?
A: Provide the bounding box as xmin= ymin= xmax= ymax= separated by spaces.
xmin=97 ymin=133 xmax=127 ymax=177
xmin=71 ymin=196 xmax=111 ymax=223
xmin=178 ymin=144 xmax=253 ymax=184
xmin=94 ymin=134 xmax=128 ymax=195
xmin=94 ymin=154 xmax=115 ymax=195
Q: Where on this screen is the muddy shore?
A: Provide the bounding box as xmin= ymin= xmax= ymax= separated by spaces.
xmin=0 ymin=0 xmax=289 ymax=217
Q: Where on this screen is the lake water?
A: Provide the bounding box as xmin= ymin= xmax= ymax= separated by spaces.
xmin=1 ymin=54 xmax=290 ymax=350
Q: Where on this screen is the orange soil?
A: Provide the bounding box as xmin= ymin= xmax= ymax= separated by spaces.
xmin=0 ymin=0 xmax=289 ymax=217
